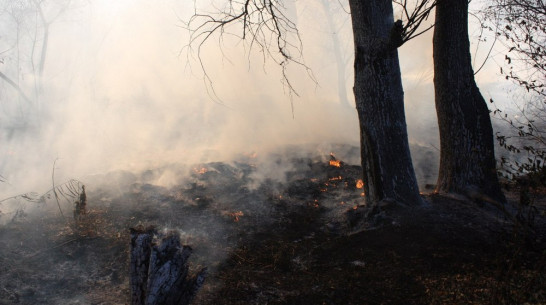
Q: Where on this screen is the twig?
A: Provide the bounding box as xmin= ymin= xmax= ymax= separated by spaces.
xmin=52 ymin=159 xmax=65 ymax=218
xmin=25 ymin=238 xmax=80 ymax=258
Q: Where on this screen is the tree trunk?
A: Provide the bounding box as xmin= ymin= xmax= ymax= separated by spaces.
xmin=130 ymin=227 xmax=207 ymax=305
xmin=348 ymin=0 xmax=422 ymax=206
xmin=433 ymin=0 xmax=505 ymax=202
xmin=321 ymin=0 xmax=350 ymax=107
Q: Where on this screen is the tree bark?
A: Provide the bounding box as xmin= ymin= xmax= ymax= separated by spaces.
xmin=348 ymin=0 xmax=422 ymax=206
xmin=433 ymin=0 xmax=505 ymax=202
xmin=130 ymin=227 xmax=207 ymax=305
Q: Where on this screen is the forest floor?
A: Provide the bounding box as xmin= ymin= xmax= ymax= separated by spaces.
xmin=0 ymin=147 xmax=545 ymax=305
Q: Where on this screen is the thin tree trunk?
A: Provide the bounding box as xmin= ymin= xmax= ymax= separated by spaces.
xmin=321 ymin=0 xmax=350 ymax=107
xmin=348 ymin=0 xmax=422 ymax=206
xmin=433 ymin=0 xmax=505 ymax=202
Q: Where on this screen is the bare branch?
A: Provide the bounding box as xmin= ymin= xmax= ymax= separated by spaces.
xmin=182 ymin=0 xmax=316 ymax=101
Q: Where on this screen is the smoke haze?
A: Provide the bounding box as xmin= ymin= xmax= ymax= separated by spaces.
xmin=0 ymin=0 xmax=507 ymax=200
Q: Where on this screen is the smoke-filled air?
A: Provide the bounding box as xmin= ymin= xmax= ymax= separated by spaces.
xmin=0 ymin=0 xmax=448 ymax=196
xmin=1 ymin=0 xmax=544 ymax=304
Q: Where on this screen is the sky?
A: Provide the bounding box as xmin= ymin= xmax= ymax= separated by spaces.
xmin=0 ymin=0 xmax=515 ymax=198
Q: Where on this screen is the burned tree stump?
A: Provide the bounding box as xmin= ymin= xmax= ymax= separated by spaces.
xmin=130 ymin=227 xmax=207 ymax=305
xmin=73 ymin=185 xmax=87 ymax=221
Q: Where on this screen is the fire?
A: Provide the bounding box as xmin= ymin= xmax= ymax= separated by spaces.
xmin=356 ymin=179 xmax=364 ymax=189
xmin=329 ymin=176 xmax=342 ymax=181
xmin=329 ymin=153 xmax=342 ymax=167
xmin=329 ymin=159 xmax=341 ymax=167
xmin=193 ymin=167 xmax=208 ymax=174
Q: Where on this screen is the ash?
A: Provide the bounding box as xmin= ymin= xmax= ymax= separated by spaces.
xmin=1 ymin=144 xmax=544 ymax=304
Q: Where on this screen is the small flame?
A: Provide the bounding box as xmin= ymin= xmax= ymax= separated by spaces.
xmin=329 ymin=153 xmax=341 ymax=167
xmin=193 ymin=167 xmax=208 ymax=174
xmin=329 ymin=176 xmax=342 ymax=181
xmin=329 ymin=160 xmax=341 ymax=167
xmin=356 ymin=179 xmax=364 ymax=189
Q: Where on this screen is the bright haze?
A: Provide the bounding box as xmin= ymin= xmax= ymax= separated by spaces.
xmin=0 ymin=0 xmax=503 ymax=198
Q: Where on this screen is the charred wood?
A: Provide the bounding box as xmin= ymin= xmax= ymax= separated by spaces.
xmin=73 ymin=185 xmax=87 ymax=221
xmin=130 ymin=227 xmax=207 ymax=305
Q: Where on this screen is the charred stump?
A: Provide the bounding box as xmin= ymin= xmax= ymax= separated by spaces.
xmin=130 ymin=227 xmax=207 ymax=305
xmin=73 ymin=185 xmax=87 ymax=221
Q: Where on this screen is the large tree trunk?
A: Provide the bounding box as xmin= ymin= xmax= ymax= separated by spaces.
xmin=433 ymin=0 xmax=505 ymax=202
xmin=348 ymin=0 xmax=422 ymax=206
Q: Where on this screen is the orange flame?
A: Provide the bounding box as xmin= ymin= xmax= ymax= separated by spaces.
xmin=329 ymin=153 xmax=341 ymax=167
xmin=329 ymin=160 xmax=341 ymax=167
xmin=356 ymin=179 xmax=364 ymax=189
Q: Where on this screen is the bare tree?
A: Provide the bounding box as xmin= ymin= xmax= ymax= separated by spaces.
xmin=433 ymin=0 xmax=505 ymax=202
xmin=319 ymin=0 xmax=351 ymax=107
xmin=184 ymin=0 xmax=435 ymax=206
xmin=0 ymin=0 xmax=72 ymax=120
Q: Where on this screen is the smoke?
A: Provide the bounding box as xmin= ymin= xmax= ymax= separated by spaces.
xmin=0 ymin=0 xmax=509 ymax=202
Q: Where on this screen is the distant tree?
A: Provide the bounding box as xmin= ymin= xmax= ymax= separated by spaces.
xmin=319 ymin=0 xmax=351 ymax=107
xmin=185 ymin=0 xmax=435 ymax=206
xmin=433 ymin=0 xmax=505 ymax=202
xmin=0 ymin=0 xmax=72 ymax=121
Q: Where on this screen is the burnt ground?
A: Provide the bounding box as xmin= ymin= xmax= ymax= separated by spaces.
xmin=0 ymin=149 xmax=545 ymax=305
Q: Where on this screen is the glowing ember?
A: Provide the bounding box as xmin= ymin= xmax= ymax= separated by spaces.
xmin=193 ymin=167 xmax=208 ymax=174
xmin=329 ymin=159 xmax=341 ymax=167
xmin=229 ymin=211 xmax=244 ymax=222
xmin=356 ymin=179 xmax=364 ymax=189
xmin=329 ymin=176 xmax=342 ymax=181
xmin=329 ymin=153 xmax=341 ymax=167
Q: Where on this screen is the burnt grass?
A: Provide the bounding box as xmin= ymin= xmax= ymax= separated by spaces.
xmin=1 ymin=150 xmax=545 ymax=304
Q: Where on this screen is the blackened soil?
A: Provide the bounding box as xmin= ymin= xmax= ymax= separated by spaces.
xmin=0 ymin=153 xmax=545 ymax=305
xmin=196 ymin=193 xmax=546 ymax=305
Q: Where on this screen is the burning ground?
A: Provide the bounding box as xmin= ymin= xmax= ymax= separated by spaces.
xmin=0 ymin=144 xmax=545 ymax=304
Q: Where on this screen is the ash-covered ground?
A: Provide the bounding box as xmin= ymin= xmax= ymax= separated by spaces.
xmin=0 ymin=144 xmax=544 ymax=304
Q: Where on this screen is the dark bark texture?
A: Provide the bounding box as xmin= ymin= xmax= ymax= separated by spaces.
xmin=348 ymin=0 xmax=422 ymax=206
xmin=433 ymin=0 xmax=505 ymax=202
xmin=130 ymin=227 xmax=207 ymax=305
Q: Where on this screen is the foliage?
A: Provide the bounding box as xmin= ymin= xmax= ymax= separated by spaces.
xmin=484 ymin=0 xmax=546 ymax=187
xmin=485 ymin=0 xmax=545 ymax=96
xmin=0 ymin=179 xmax=84 ymax=223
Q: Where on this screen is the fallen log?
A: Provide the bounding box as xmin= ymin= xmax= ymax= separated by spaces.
xmin=130 ymin=227 xmax=207 ymax=305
